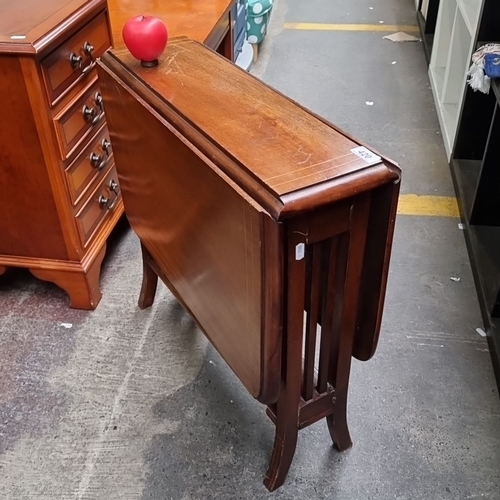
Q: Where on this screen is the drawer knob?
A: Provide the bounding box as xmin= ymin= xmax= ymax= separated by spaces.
xmin=89 ymin=152 xmax=107 ymax=170
xmin=69 ymin=52 xmax=83 ymax=68
xmin=89 ymin=138 xmax=111 ymax=170
xmin=94 ymin=92 xmax=103 ymax=108
xmin=83 ymin=42 xmax=94 ymax=56
xmin=82 ymin=94 xmax=104 ymax=126
xmin=99 ymin=195 xmax=117 ymax=210
xmin=69 ymin=43 xmax=96 ymax=76
xmin=99 ymin=180 xmax=119 ymax=211
xmin=101 ymin=138 xmax=111 ymax=154
xmin=82 ymin=104 xmax=97 ymax=123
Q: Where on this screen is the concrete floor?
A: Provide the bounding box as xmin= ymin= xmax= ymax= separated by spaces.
xmin=1 ymin=0 xmax=500 ymax=498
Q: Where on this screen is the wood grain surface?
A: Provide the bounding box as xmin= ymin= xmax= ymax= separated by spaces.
xmin=98 ymin=61 xmax=282 ymax=401
xmin=107 ymin=0 xmax=234 ymax=50
xmin=103 ymin=39 xmax=395 ymax=206
xmin=0 ymin=0 xmax=105 ymax=54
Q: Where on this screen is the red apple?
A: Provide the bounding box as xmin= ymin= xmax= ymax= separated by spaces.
xmin=122 ymin=15 xmax=168 ymax=67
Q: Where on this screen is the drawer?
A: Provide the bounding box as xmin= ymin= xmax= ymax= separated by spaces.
xmin=54 ymin=78 xmax=105 ymax=160
xmin=65 ymin=126 xmax=113 ymax=205
xmin=41 ymin=12 xmax=111 ymax=106
xmin=75 ymin=166 xmax=120 ymax=247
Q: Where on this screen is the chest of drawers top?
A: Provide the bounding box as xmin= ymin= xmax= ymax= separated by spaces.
xmin=0 ymin=0 xmax=106 ymax=55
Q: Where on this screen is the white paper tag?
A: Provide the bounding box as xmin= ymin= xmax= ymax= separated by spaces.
xmin=10 ymin=35 xmax=26 ymax=40
xmin=295 ymin=243 xmax=305 ymax=261
xmin=351 ymin=146 xmax=381 ymax=164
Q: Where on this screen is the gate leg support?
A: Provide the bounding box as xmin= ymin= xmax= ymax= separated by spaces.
xmin=264 ymin=406 xmax=299 ymax=492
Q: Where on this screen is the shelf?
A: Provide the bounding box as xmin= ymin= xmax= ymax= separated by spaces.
xmin=457 ymin=0 xmax=483 ymax=35
xmin=417 ymin=11 xmax=435 ymax=64
xmin=417 ymin=0 xmax=441 ymax=64
xmin=450 ymin=158 xmax=480 ymax=220
xmin=429 ymin=0 xmax=478 ymax=158
xmin=476 ymin=40 xmax=496 ymax=49
xmin=429 ymin=66 xmax=460 ymax=155
xmin=429 ymin=65 xmax=446 ymax=98
xmin=466 ymin=225 xmax=500 ymax=366
xmin=422 ymin=0 xmax=431 ymax=18
xmin=450 ymin=158 xmax=500 ymax=387
xmin=430 ymin=0 xmax=455 ymax=69
xmin=442 ymin=102 xmax=460 ymax=139
xmin=491 ymin=79 xmax=500 ymax=104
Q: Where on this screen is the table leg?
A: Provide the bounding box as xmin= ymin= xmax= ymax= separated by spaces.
xmin=138 ymin=243 xmax=158 ymax=309
xmin=264 ymin=227 xmax=307 ymax=492
xmin=327 ymin=198 xmax=370 ymax=451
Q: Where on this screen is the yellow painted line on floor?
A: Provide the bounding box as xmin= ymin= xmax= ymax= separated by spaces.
xmin=283 ymin=23 xmax=420 ymax=33
xmin=397 ymin=195 xmax=460 ymax=218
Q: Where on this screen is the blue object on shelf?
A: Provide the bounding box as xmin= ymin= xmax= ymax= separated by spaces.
xmin=484 ymin=53 xmax=500 ymax=79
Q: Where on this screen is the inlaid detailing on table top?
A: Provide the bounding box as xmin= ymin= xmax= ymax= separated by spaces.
xmin=108 ymin=39 xmax=397 ymax=218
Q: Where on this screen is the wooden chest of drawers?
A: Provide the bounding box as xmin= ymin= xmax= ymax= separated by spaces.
xmin=0 ymin=0 xmax=123 ymax=309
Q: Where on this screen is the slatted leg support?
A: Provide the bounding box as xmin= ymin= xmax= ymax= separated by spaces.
xmin=138 ymin=243 xmax=159 ymax=309
xmin=264 ymin=195 xmax=371 ymax=491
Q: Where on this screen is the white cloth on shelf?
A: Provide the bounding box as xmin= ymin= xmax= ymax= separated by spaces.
xmin=467 ymin=44 xmax=500 ymax=94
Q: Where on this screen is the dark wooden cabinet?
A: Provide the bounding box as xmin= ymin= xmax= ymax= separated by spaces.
xmin=0 ymin=0 xmax=123 ymax=309
xmin=449 ymin=0 xmax=500 ymax=384
xmin=97 ymin=38 xmax=401 ymax=490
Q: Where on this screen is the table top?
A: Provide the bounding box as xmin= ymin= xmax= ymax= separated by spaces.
xmin=0 ymin=0 xmax=234 ymax=54
xmin=102 ymin=37 xmax=399 ymax=218
xmin=0 ymin=0 xmax=103 ymax=53
xmin=107 ymin=0 xmax=234 ymax=50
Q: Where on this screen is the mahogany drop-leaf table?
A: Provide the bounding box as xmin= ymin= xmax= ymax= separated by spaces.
xmin=97 ymin=37 xmax=401 ymax=491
